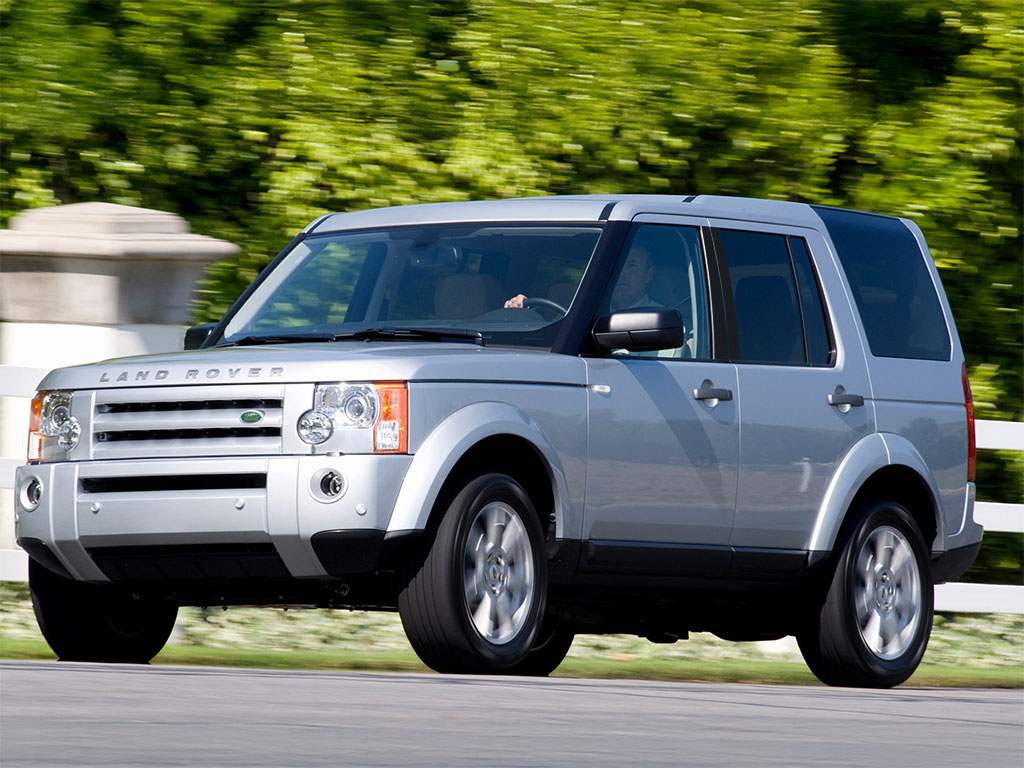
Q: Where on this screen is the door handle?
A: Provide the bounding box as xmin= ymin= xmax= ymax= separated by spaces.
xmin=693 ymin=383 xmax=733 ymax=402
xmin=828 ymin=390 xmax=864 ymax=407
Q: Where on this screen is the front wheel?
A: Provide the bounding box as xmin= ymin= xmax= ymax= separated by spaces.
xmin=398 ymin=473 xmax=547 ymax=673
xmin=29 ymin=558 xmax=178 ymax=663
xmin=797 ymin=500 xmax=933 ymax=688
xmin=504 ymin=612 xmax=575 ymax=677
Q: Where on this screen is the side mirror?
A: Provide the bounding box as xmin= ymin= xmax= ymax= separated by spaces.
xmin=183 ymin=322 xmax=218 ymax=350
xmin=592 ymin=308 xmax=684 ymax=352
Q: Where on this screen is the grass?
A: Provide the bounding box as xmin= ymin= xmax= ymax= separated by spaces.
xmin=2 ymin=635 xmax=1020 ymax=688
xmin=3 ymin=583 xmax=1021 ymax=687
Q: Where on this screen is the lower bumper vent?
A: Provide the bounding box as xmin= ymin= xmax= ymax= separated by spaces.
xmin=81 ymin=474 xmax=267 ymax=494
xmin=87 ymin=543 xmax=288 ymax=582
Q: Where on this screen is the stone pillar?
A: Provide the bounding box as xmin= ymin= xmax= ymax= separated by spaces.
xmin=0 ymin=203 xmax=239 ymax=572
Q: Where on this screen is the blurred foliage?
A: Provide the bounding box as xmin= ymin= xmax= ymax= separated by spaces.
xmin=968 ymin=362 xmax=1023 ymax=583
xmin=963 ymin=532 xmax=1023 ymax=585
xmin=1 ymin=1 xmax=1020 ymax=577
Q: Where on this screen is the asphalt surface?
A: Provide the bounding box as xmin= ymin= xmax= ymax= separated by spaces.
xmin=1 ymin=661 xmax=1021 ymax=767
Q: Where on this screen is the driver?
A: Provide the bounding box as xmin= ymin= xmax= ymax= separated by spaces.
xmin=504 ymin=245 xmax=659 ymax=311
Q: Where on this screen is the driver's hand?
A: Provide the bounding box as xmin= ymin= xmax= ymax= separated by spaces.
xmin=504 ymin=294 xmax=527 ymax=309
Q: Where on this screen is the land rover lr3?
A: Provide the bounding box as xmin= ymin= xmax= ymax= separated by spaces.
xmin=16 ymin=195 xmax=982 ymax=687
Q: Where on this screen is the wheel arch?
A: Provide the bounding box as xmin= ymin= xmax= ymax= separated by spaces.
xmin=387 ymin=402 xmax=568 ymax=538
xmin=808 ymin=433 xmax=942 ymax=556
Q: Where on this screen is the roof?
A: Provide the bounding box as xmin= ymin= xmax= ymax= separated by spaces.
xmin=306 ymin=194 xmax=835 ymax=233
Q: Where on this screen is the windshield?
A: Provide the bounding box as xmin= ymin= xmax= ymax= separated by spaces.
xmin=221 ymin=224 xmax=604 ymax=348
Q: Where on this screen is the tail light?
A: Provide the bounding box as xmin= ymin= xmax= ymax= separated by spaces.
xmin=962 ymin=363 xmax=976 ymax=482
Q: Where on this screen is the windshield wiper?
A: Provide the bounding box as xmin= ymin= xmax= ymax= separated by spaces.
xmin=335 ymin=328 xmax=486 ymax=346
xmin=221 ymin=332 xmax=337 ymax=346
xmin=222 ymin=327 xmax=485 ymax=347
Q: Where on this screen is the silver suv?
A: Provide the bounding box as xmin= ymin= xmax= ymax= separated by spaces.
xmin=15 ymin=195 xmax=982 ymax=687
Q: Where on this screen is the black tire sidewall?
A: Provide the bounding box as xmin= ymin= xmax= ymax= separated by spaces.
xmin=827 ymin=501 xmax=934 ymax=686
xmin=438 ymin=472 xmax=548 ymax=670
xmin=510 ymin=614 xmax=574 ymax=676
xmin=29 ymin=558 xmax=177 ymax=663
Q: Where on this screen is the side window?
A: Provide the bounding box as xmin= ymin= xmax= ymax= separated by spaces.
xmin=788 ymin=237 xmax=834 ymax=366
xmin=812 ymin=206 xmax=951 ymax=361
xmin=603 ymin=223 xmax=711 ymax=360
xmin=719 ymin=229 xmax=805 ymax=365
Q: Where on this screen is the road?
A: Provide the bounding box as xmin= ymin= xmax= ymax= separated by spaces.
xmin=1 ymin=661 xmax=1021 ymax=767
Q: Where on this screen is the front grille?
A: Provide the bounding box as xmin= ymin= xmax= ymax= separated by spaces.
xmin=81 ymin=474 xmax=267 ymax=494
xmin=92 ymin=386 xmax=286 ymax=459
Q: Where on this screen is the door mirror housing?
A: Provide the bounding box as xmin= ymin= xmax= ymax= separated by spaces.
xmin=183 ymin=322 xmax=218 ymax=350
xmin=592 ymin=308 xmax=684 ymax=352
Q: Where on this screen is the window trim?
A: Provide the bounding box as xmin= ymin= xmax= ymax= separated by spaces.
xmin=786 ymin=235 xmax=837 ymax=367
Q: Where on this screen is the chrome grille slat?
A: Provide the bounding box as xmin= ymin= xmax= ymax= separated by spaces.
xmin=93 ymin=437 xmax=282 ymax=460
xmin=97 ymin=398 xmax=281 ymax=414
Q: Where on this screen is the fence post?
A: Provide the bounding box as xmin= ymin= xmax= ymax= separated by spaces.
xmin=0 ymin=202 xmax=238 ymax=569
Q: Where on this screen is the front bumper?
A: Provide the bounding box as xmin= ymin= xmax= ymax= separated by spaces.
xmin=14 ymin=454 xmax=412 ymax=584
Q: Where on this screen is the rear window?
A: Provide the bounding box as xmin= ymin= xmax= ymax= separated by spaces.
xmin=813 ymin=206 xmax=951 ymax=361
xmin=716 ymin=230 xmax=833 ymax=366
xmin=719 ymin=229 xmax=805 ymax=365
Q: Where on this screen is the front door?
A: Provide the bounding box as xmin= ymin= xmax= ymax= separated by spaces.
xmin=582 ymin=220 xmax=739 ymax=577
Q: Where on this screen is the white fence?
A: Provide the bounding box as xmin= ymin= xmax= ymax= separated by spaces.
xmin=1 ymin=363 xmax=1021 ymax=613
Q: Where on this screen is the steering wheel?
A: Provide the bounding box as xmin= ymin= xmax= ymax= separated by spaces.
xmin=521 ymin=297 xmax=568 ymax=319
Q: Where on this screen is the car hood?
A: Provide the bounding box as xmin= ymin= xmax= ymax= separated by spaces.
xmin=36 ymin=342 xmax=588 ymax=390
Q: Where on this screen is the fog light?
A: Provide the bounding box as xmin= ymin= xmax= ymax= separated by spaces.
xmin=320 ymin=471 xmax=345 ymax=497
xmin=310 ymin=468 xmax=347 ymax=503
xmin=297 ymin=410 xmax=333 ymax=445
xmin=20 ymin=477 xmax=42 ymax=511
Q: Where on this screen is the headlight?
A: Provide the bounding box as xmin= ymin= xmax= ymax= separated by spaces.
xmin=28 ymin=391 xmax=80 ymax=462
xmin=316 ymin=383 xmax=378 ymax=428
xmin=298 ymin=382 xmax=408 ymax=453
xmin=39 ymin=392 xmax=72 ymax=436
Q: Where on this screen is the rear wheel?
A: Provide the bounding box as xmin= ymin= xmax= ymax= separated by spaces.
xmin=398 ymin=473 xmax=547 ymax=673
xmin=29 ymin=558 xmax=178 ymax=663
xmin=798 ymin=500 xmax=932 ymax=688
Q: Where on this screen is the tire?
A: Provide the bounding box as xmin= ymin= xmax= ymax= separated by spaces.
xmin=797 ymin=500 xmax=933 ymax=688
xmin=29 ymin=558 xmax=178 ymax=663
xmin=398 ymin=472 xmax=548 ymax=674
xmin=504 ymin=613 xmax=574 ymax=677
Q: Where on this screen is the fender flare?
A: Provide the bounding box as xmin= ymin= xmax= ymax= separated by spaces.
xmin=386 ymin=401 xmax=571 ymax=536
xmin=808 ymin=432 xmax=944 ymax=553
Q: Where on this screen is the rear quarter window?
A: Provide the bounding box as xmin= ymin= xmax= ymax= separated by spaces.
xmin=813 ymin=206 xmax=951 ymax=361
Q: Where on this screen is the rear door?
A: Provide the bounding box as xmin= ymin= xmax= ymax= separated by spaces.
xmin=708 ymin=221 xmax=875 ymax=567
